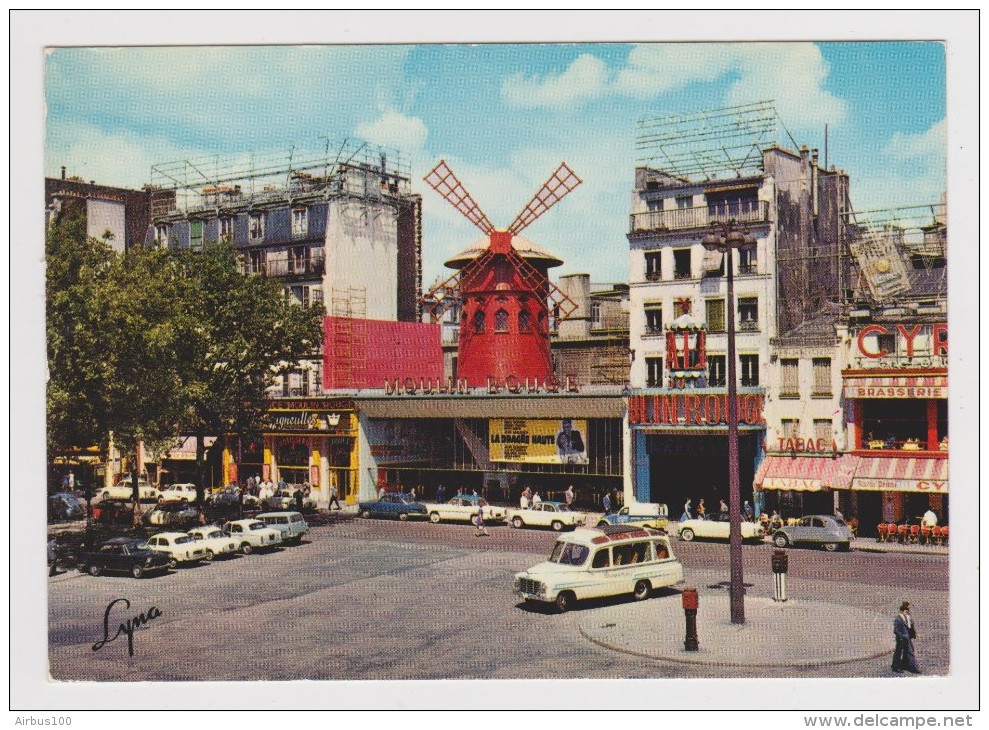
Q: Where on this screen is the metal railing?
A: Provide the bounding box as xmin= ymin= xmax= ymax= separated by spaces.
xmin=631 ymin=200 xmax=768 ymax=234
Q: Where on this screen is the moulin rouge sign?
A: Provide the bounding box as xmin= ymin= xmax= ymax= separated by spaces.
xmin=383 ymin=375 xmax=580 ymax=396
xmin=629 ymin=392 xmax=765 ymax=427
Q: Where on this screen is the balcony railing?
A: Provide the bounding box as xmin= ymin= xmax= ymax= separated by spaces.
xmin=738 ymin=320 xmax=759 ymax=332
xmin=631 ymin=200 xmax=769 ymax=235
xmin=241 ymin=252 xmax=326 ymax=278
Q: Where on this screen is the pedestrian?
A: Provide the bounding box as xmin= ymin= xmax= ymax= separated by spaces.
xmin=564 ymin=485 xmax=575 ymax=507
xmin=743 ymin=501 xmax=754 ymax=521
xmin=770 ymin=509 xmax=783 ymax=530
xmin=892 ymin=601 xmax=921 ymax=674
xmin=532 ymin=491 xmax=542 ymax=507
xmin=610 ymin=489 xmax=620 ymax=512
xmin=294 ymin=488 xmax=305 ymax=512
xmin=921 ymin=508 xmax=937 ymax=528
xmin=474 ymin=505 xmax=489 ymax=537
xmin=48 ymin=536 xmax=58 ymax=576
xmin=436 ymin=484 xmax=446 ymax=503
xmin=602 ymin=492 xmax=612 ymax=514
xmin=681 ymin=499 xmax=692 ymax=522
xmin=697 ymin=499 xmax=706 ymax=519
xmin=410 ymin=486 xmax=417 ymax=502
xmin=329 ymin=483 xmax=341 ymax=511
xmin=719 ymin=499 xmax=729 ymax=515
xmin=377 ymin=485 xmax=385 ymax=500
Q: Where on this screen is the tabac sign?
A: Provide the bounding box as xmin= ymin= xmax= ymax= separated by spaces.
xmin=629 ymin=392 xmax=765 ymax=428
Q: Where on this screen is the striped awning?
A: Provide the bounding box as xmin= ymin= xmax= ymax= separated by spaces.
xmin=843 ymin=373 xmax=947 ymax=399
xmin=755 ymin=454 xmax=859 ymax=491
xmin=852 ymin=456 xmax=948 ymax=493
xmin=163 ymin=436 xmax=217 ymax=461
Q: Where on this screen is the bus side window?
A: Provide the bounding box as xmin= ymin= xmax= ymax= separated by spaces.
xmin=592 ymin=548 xmax=611 ymax=569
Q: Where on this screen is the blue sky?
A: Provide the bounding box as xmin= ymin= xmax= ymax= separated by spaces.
xmin=45 ymin=41 xmax=946 ymax=285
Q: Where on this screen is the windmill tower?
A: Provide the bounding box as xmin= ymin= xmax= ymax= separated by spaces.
xmin=422 ymin=161 xmax=582 ymax=386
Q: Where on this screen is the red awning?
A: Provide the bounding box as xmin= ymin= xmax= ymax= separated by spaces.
xmin=843 ymin=373 xmax=947 ymax=399
xmin=755 ymin=454 xmax=859 ymax=491
xmin=852 ymin=456 xmax=948 ymax=493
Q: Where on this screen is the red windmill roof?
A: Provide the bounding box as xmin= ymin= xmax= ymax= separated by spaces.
xmin=445 ymin=233 xmax=564 ymax=270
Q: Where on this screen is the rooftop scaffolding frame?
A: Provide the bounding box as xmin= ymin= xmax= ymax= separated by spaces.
xmin=636 ymin=101 xmax=794 ymax=182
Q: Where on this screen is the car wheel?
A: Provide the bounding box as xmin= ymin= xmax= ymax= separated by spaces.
xmin=633 ymin=579 xmax=651 ymax=601
xmin=680 ymin=528 xmax=695 ymax=541
xmin=823 ymin=542 xmax=838 ymax=552
xmin=131 ymin=564 xmax=144 ymax=579
xmin=774 ymin=533 xmax=789 ymax=548
xmin=596 ymin=520 xmax=610 ymax=527
xmin=551 ymin=520 xmax=564 ymax=532
xmin=240 ymin=542 xmax=253 ymax=555
xmin=512 ymin=516 xmax=524 ymax=529
xmin=359 ymin=509 xmax=371 ymax=519
xmin=203 ymin=549 xmax=214 ymax=562
xmin=429 ymin=512 xmax=441 ymax=524
xmin=88 ymin=564 xmax=102 ymax=577
xmin=101 ymin=491 xmax=110 ymax=501
xmin=554 ymin=591 xmax=576 ymax=614
xmin=168 ymin=558 xmax=178 ymax=570
xmin=399 ymin=512 xmax=409 ymax=521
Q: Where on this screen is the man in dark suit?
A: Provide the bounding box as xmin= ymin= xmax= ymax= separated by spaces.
xmin=555 ymin=419 xmax=587 ymax=464
xmin=892 ymin=601 xmax=921 ymax=674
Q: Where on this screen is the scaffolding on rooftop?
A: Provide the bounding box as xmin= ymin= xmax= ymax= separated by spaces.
xmin=149 ymin=138 xmax=413 ymax=218
xmin=636 ymin=101 xmax=794 ymax=182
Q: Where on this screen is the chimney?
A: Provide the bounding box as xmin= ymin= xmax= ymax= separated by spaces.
xmin=61 ymin=166 xmax=66 ymax=180
xmin=811 ymin=149 xmax=819 ymax=218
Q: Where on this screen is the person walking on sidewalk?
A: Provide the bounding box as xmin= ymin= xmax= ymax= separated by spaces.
xmin=474 ymin=506 xmax=489 ymax=537
xmin=891 ymin=601 xmax=921 ymax=674
xmin=328 ymin=484 xmax=341 ymax=511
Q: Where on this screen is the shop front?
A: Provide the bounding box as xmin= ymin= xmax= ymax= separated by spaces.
xmin=629 ymin=390 xmax=767 ymax=515
xmin=224 ymin=398 xmax=358 ymax=507
xmin=354 ymin=390 xmax=625 ymax=510
xmin=754 ymin=452 xmax=859 ymax=519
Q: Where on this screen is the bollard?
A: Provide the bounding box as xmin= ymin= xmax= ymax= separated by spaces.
xmin=771 ymin=549 xmax=789 ymax=602
xmin=682 ymin=587 xmax=699 ymax=651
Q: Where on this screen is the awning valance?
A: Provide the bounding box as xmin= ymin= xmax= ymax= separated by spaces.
xmin=843 ymin=374 xmax=947 ymax=399
xmin=851 ymin=456 xmax=948 ymax=493
xmin=163 ymin=436 xmax=217 ymax=461
xmin=755 ymin=454 xmax=859 ymax=491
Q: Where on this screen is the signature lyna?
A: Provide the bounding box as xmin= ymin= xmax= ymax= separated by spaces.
xmin=92 ymin=598 xmax=163 ymax=657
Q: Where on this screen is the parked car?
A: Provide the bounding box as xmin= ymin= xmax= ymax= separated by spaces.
xmin=91 ymin=499 xmax=134 ymax=525
xmin=207 ymin=487 xmax=259 ymax=516
xmin=78 ymin=537 xmax=172 ymax=578
xmin=222 ymin=519 xmax=283 ymax=554
xmin=48 ymin=492 xmax=87 ymax=522
xmin=143 ymin=500 xmax=200 ymax=528
xmin=262 ymin=487 xmax=314 ymax=512
xmin=514 ymin=525 xmax=684 ymax=613
xmin=678 ymin=513 xmax=766 ymax=543
xmin=185 ymin=526 xmax=239 ymax=560
xmin=422 ymin=494 xmax=507 ymax=524
xmin=596 ymin=502 xmax=669 ymax=530
xmin=772 ymin=515 xmax=854 ymax=552
xmin=507 ymin=501 xmax=586 ymax=531
xmin=98 ymin=481 xmax=161 ymax=503
xmin=257 ymin=511 xmax=309 ymax=544
xmin=159 ymin=483 xmax=199 ymax=502
xmin=357 ymin=493 xmax=428 ymax=521
xmin=146 ymin=532 xmax=208 ymax=567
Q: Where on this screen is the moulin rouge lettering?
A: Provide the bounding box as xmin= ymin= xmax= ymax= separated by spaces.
xmin=629 ymin=393 xmax=765 ymax=426
xmin=383 ymin=375 xmax=579 ymax=395
xmin=92 ymin=598 xmax=163 ymax=657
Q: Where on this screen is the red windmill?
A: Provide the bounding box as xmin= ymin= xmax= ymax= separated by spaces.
xmin=422 ymin=161 xmax=582 ymax=387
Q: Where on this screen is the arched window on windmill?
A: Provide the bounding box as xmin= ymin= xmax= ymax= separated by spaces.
xmin=494 ymin=308 xmax=509 ymax=332
xmin=518 ymin=308 xmax=532 ymax=333
xmin=473 ymin=310 xmax=486 ymax=334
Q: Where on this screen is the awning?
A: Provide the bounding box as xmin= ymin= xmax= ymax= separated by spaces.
xmin=843 ymin=373 xmax=947 ymax=399
xmin=755 ymin=454 xmax=859 ymax=491
xmin=852 ymin=456 xmax=948 ymax=493
xmin=163 ymin=436 xmax=217 ymax=461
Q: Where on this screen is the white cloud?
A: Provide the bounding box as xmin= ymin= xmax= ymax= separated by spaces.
xmin=355 ymin=111 xmax=428 ymax=160
xmin=614 ymin=44 xmax=734 ymax=97
xmin=502 ymin=54 xmax=609 ymax=109
xmin=883 ymin=118 xmax=946 ymax=160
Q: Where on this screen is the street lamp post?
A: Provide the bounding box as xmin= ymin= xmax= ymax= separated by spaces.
xmin=702 ymin=219 xmax=757 ymax=625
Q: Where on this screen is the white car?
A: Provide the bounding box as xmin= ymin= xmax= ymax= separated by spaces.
xmin=159 ymin=483 xmax=199 ymax=502
xmin=423 ymin=495 xmax=507 ymax=524
xmin=99 ymin=482 xmax=162 ymax=503
xmin=514 ymin=525 xmax=685 ymax=612
xmin=186 ymin=526 xmax=239 ymax=559
xmin=678 ymin=514 xmax=766 ymax=543
xmin=222 ymin=519 xmax=283 ymax=554
xmin=146 ymin=532 xmax=208 ymax=567
xmin=507 ymin=501 xmax=586 ymax=532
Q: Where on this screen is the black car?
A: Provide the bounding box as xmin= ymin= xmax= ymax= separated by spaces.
xmin=48 ymin=492 xmax=87 ymax=522
xmin=78 ymin=537 xmax=172 ymax=578
xmin=143 ymin=500 xmax=200 ymax=528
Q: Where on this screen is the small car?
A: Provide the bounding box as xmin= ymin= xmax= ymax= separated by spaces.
xmin=99 ymin=481 xmax=162 ymax=503
xmin=78 ymin=537 xmax=172 ymax=578
xmin=357 ymin=493 xmax=428 ymax=521
xmin=91 ymin=499 xmax=134 ymax=525
xmin=422 ymin=494 xmax=507 ymax=524
xmin=678 ymin=513 xmax=766 ymax=543
xmin=159 ymin=483 xmax=199 ymax=502
xmin=147 ymin=532 xmax=209 ymax=567
xmin=772 ymin=515 xmax=854 ymax=552
xmin=507 ymin=501 xmax=586 ymax=531
xmin=143 ymin=500 xmax=200 ymax=528
xmin=185 ymin=526 xmax=239 ymax=560
xmin=223 ymin=519 xmax=283 ymax=554
xmin=48 ymin=492 xmax=86 ymax=522
xmin=514 ymin=525 xmax=685 ymax=613
xmin=597 ymin=502 xmax=669 ymax=530
xmin=257 ymin=511 xmax=309 ymax=544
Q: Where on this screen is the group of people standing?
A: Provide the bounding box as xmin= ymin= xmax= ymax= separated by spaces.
xmin=681 ymin=497 xmax=754 ymax=522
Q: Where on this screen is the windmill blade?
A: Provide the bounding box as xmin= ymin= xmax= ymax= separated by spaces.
xmin=423 ymin=161 xmax=495 ymax=235
xmin=503 ymin=247 xmax=579 ymax=320
xmin=420 ymin=270 xmax=464 ymax=321
xmin=507 ymin=163 xmax=583 ymax=235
